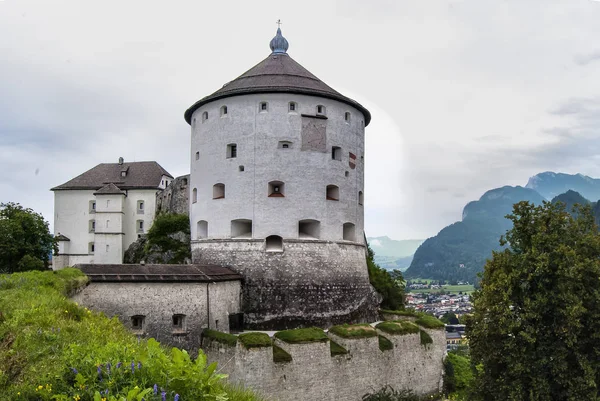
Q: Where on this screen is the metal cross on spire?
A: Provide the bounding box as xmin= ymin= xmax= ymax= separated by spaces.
xmin=276 ymin=19 xmax=282 ymax=28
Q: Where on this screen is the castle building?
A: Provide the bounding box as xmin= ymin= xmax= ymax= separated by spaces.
xmin=51 ymin=158 xmax=173 ymax=268
xmin=185 ymin=28 xmax=379 ymax=329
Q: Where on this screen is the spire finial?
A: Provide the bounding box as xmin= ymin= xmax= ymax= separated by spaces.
xmin=270 ymin=20 xmax=289 ymax=55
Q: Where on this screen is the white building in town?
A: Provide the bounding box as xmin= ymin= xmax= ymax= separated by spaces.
xmin=51 ymin=158 xmax=173 ymax=269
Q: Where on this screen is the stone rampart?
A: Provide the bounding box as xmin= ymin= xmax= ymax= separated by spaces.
xmin=203 ymin=325 xmax=445 ymax=401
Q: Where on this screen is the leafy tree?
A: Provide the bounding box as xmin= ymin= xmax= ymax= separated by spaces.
xmin=367 ymin=243 xmax=405 ymax=310
xmin=440 ymin=312 xmax=460 ymax=325
xmin=467 ymin=201 xmax=600 ymax=401
xmin=0 ymin=202 xmax=55 ymax=273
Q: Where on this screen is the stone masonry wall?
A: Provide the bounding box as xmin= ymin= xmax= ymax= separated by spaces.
xmin=156 ymin=175 xmax=190 ymax=215
xmin=72 ymin=280 xmax=241 ymax=351
xmin=192 ymin=239 xmax=379 ymax=329
xmin=203 ymin=328 xmax=446 ymax=401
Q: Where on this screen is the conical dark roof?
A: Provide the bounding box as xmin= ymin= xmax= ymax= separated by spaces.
xmin=184 ymin=31 xmax=371 ymax=126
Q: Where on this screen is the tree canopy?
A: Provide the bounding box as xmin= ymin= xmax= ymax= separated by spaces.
xmin=467 ymin=201 xmax=600 ymax=401
xmin=0 ymin=202 xmax=55 ymax=273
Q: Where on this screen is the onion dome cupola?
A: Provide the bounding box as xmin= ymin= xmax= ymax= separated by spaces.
xmin=269 ymin=27 xmax=289 ymax=54
xmin=184 ymin=27 xmax=371 ymax=126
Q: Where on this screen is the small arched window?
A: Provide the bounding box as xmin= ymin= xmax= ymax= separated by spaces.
xmin=197 ymin=220 xmax=208 ymax=239
xmin=226 ymin=143 xmax=237 ymax=158
xmin=202 ymin=111 xmax=208 ymax=122
xmin=288 ymin=102 xmax=297 ymax=112
xmin=195 ymin=151 xmax=200 ymax=160
xmin=172 ymin=314 xmax=186 ymax=332
xmin=359 ymin=191 xmax=364 ymax=206
xmin=317 ymin=105 xmax=326 ymax=115
xmin=220 ymin=105 xmax=228 ymax=116
xmin=213 ymin=183 xmax=225 ymax=199
xmin=89 ymin=219 xmax=95 ymax=233
xmin=326 ymin=185 xmax=339 ymax=201
xmin=192 ymin=188 xmax=197 ymax=203
xmin=279 ymin=141 xmax=292 ymax=149
xmin=231 ymin=219 xmax=252 ymax=239
xmin=259 ymin=102 xmax=268 ymax=112
xmin=299 ymin=220 xmax=320 ymax=239
xmin=131 ymin=315 xmax=145 ymax=332
xmin=268 ymin=181 xmax=285 ymax=197
xmin=266 ymin=235 xmax=283 ymax=252
xmin=345 ymin=112 xmax=351 ymax=122
xmin=343 ymin=223 xmax=356 ymax=241
xmin=332 ymin=146 xmax=342 ymax=161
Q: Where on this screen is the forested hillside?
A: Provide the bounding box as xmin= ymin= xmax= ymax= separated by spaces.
xmin=405 ymin=186 xmax=546 ymax=283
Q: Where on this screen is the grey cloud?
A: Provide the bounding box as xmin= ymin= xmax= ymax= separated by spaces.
xmin=575 ymin=51 xmax=600 ymax=66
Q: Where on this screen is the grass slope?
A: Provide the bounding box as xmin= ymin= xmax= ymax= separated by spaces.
xmin=0 ymin=269 xmax=260 ymax=401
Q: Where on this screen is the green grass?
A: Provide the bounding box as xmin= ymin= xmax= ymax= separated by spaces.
xmin=0 ymin=269 xmax=262 ymax=401
xmin=272 ymin=345 xmax=292 ymax=363
xmin=378 ymin=335 xmax=394 ymax=352
xmin=420 ymin=329 xmax=433 ymax=346
xmin=375 ymin=321 xmax=420 ymax=336
xmin=415 ymin=315 xmax=446 ymax=330
xmin=329 ymin=323 xmax=377 ymax=339
xmin=380 ymin=309 xmax=419 ymax=318
xmin=274 ymin=327 xmax=329 ymax=344
xmin=203 ymin=328 xmax=238 ymax=346
xmin=238 ymin=332 xmax=272 ymax=349
xmin=330 ymin=340 xmax=349 ymax=356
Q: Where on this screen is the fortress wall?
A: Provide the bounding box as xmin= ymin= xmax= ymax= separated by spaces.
xmin=192 ymin=239 xmax=379 ymax=329
xmin=201 ymin=329 xmax=445 ymax=401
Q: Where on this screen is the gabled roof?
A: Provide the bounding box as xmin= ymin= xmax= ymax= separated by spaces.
xmin=52 ymin=161 xmax=173 ymax=191
xmin=76 ymin=264 xmax=243 ymax=283
xmin=94 ymin=183 xmax=126 ymax=196
xmin=184 ymin=29 xmax=371 ymax=126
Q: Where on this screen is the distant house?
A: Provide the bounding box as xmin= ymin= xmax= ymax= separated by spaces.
xmin=51 ymin=157 xmax=173 ymax=268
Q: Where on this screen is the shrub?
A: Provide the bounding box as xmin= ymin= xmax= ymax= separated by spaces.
xmin=329 ymin=323 xmax=377 ymax=339
xmin=378 ymin=335 xmax=394 ymax=352
xmin=17 ymin=255 xmax=45 ymax=272
xmin=272 ymin=345 xmax=292 ymax=363
xmin=362 ymin=386 xmax=443 ymax=401
xmin=330 ymin=341 xmax=349 ymax=356
xmin=202 ymin=328 xmax=238 ymax=347
xmin=375 ymin=321 xmax=420 ymax=336
xmin=238 ymin=332 xmax=272 ymax=349
xmin=367 ymin=244 xmax=405 ymax=310
xmin=274 ymin=327 xmax=329 ymax=344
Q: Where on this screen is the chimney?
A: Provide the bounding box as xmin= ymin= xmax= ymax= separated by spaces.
xmin=118 ymin=157 xmax=124 ymax=165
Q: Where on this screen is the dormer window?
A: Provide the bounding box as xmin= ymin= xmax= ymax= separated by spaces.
xmin=317 ymin=105 xmax=326 ymax=115
xmin=121 ymin=171 xmax=126 ymax=177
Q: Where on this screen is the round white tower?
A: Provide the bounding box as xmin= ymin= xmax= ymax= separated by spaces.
xmin=185 ymin=28 xmax=378 ymax=329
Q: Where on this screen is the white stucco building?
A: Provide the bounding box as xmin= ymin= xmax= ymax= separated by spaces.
xmin=185 ymin=28 xmax=379 ymax=329
xmin=51 ymin=158 xmax=173 ymax=269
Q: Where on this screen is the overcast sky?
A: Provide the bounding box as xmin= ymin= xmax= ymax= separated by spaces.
xmin=1 ymin=0 xmax=600 ymax=240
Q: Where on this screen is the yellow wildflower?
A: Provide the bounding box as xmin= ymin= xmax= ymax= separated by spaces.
xmin=73 ymin=395 xmax=80 ymax=401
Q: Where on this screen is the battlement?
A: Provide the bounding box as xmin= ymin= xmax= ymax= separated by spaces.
xmin=202 ymin=318 xmax=446 ymax=401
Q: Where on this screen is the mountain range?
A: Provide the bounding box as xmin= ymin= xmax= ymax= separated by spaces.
xmin=404 ymin=172 xmax=600 ymax=283
xmin=366 ymin=236 xmax=424 ymax=271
